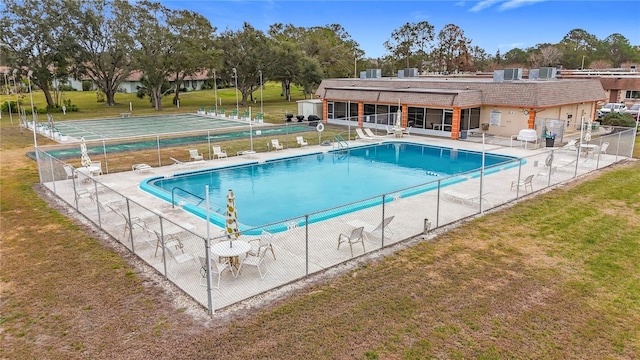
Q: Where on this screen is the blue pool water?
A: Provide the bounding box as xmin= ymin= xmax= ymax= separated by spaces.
xmin=141 ymin=142 xmax=519 ymax=232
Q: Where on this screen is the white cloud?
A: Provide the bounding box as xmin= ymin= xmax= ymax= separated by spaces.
xmin=498 ymin=42 xmax=526 ymax=50
xmin=469 ymin=0 xmax=501 ymax=12
xmin=499 ymin=0 xmax=547 ymax=11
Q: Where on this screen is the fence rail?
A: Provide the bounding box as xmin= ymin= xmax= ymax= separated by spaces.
xmin=34 ymin=125 xmax=636 ymax=314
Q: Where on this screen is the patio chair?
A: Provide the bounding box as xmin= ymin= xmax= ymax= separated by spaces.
xmin=270 ymin=139 xmax=284 ymax=151
xmin=385 ymin=125 xmax=394 ymax=136
xmin=212 ymin=145 xmax=228 ymax=159
xmin=165 ymin=246 xmax=196 ymax=279
xmin=153 ymin=230 xmax=184 ymax=257
xmin=63 ymin=165 xmax=76 ymax=179
xmin=189 ymin=149 xmax=203 ymax=161
xmin=296 ymin=136 xmax=308 ymax=147
xmin=510 ymin=174 xmax=534 ymax=193
xmin=247 ymin=230 xmax=276 ymax=260
xmin=198 ymin=256 xmax=233 ymax=288
xmin=402 ymin=126 xmax=412 ymax=137
xmin=237 ymin=243 xmax=269 ymax=279
xmin=560 ymin=139 xmax=578 ymax=151
xmin=89 ymin=161 xmax=102 ymax=176
xmin=337 ymin=226 xmax=365 ymax=257
xmin=600 ymin=142 xmax=609 ymax=154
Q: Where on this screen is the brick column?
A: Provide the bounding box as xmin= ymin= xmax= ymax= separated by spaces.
xmin=451 ymin=107 xmax=461 ymax=139
xmin=527 ymin=109 xmax=535 ymax=129
xmin=358 ymin=101 xmax=364 ymax=128
xmin=322 ymin=99 xmax=328 ymax=123
xmin=401 ymin=104 xmax=408 ymax=128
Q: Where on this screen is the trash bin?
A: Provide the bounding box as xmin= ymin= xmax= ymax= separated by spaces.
xmin=459 ymin=130 xmax=467 ymax=139
xmin=545 ymin=138 xmax=555 ymax=147
xmin=481 ymin=123 xmax=489 ymax=131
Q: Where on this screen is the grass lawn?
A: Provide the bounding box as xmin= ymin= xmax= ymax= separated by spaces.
xmin=1 ymin=93 xmax=639 ymax=358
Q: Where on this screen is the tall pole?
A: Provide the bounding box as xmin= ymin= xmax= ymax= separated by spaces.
xmin=354 ymin=55 xmax=357 ymax=78
xmin=27 ymin=70 xmax=37 ymax=146
xmin=581 ymin=55 xmax=586 ymax=70
xmin=232 ymin=68 xmax=238 ymax=115
xmin=259 ymin=69 xmax=263 ymax=115
xmin=3 ymin=70 xmax=12 ymax=125
xmin=213 ymin=69 xmax=218 ymax=114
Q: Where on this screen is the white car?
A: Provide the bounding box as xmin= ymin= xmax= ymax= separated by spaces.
xmin=597 ymin=103 xmax=627 ymax=118
xmin=623 ymin=104 xmax=639 ymax=120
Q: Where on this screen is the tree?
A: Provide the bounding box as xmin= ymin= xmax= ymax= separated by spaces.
xmin=558 ymin=29 xmax=599 ymax=69
xmin=167 ymin=9 xmax=218 ymax=105
xmin=600 ymin=33 xmax=639 ymax=68
xmin=67 ymin=0 xmax=136 ymax=107
xmin=130 ymin=1 xmax=175 ymax=110
xmin=384 ymin=21 xmax=435 ymax=71
xmin=1 ymin=0 xmax=76 ymax=108
xmin=436 ymin=24 xmax=471 ymax=73
xmin=219 ymin=23 xmax=274 ymax=107
xmin=502 ymin=48 xmax=528 ymax=67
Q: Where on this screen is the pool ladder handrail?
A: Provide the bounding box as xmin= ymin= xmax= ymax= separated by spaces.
xmin=171 ymin=186 xmax=205 ymax=208
xmin=333 ymin=135 xmax=349 ymax=152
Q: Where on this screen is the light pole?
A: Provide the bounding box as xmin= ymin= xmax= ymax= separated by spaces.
xmin=258 ymin=69 xmax=263 ymax=115
xmin=3 ymin=70 xmax=12 ymax=125
xmin=232 ymin=68 xmax=238 ymax=116
xmin=213 ymin=69 xmax=218 ymax=114
xmin=27 ymin=70 xmax=37 ymax=145
xmin=581 ymin=55 xmax=586 ymax=70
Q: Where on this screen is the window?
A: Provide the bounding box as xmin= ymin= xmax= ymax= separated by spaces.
xmin=625 ymin=90 xmax=640 ymax=99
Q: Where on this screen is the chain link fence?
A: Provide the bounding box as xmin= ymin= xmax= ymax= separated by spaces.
xmin=34 ymin=125 xmax=636 ymax=314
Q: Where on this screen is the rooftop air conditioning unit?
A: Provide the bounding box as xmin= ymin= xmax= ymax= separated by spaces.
xmin=404 ymin=68 xmax=418 ymax=77
xmin=397 ymin=70 xmax=405 ymax=78
xmin=360 ymin=71 xmax=367 ymax=79
xmin=366 ymin=69 xmax=382 ymax=78
xmin=539 ymin=67 xmax=557 ymax=79
xmin=529 ymin=69 xmax=540 ymax=80
xmin=493 ymin=70 xmax=505 ymax=82
xmin=503 ymin=68 xmax=522 ymax=81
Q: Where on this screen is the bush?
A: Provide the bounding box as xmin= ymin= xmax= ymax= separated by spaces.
xmin=57 ymin=84 xmax=76 ymax=91
xmin=82 ymin=80 xmax=92 ymax=91
xmin=1 ymin=101 xmax=20 ymax=113
xmin=601 ymin=112 xmax=636 ymax=127
xmin=96 ymin=90 xmax=106 ymax=103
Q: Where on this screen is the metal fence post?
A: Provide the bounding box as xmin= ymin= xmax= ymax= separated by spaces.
xmin=94 ymin=180 xmax=102 ymax=229
xmin=125 ymin=198 xmax=135 ymax=250
xmin=157 ymin=136 xmax=161 ymax=167
xmin=159 ymin=217 xmax=169 ymax=278
xmin=381 ymin=194 xmax=386 ymax=248
xmin=436 ymin=179 xmax=441 ymax=228
xmin=49 ymin=155 xmax=57 ymax=194
xmin=305 ymin=214 xmax=309 ymax=276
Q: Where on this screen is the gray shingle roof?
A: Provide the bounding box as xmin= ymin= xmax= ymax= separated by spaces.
xmin=316 ymin=77 xmax=606 ymax=108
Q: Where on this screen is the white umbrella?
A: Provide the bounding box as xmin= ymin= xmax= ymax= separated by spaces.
xmin=584 ymin=119 xmax=592 ymax=143
xmin=225 ymin=189 xmax=239 ymax=246
xmin=80 ymin=137 xmax=92 ymax=167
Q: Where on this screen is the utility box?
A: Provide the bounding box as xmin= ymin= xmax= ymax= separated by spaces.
xmin=297 ymin=99 xmax=323 ymax=119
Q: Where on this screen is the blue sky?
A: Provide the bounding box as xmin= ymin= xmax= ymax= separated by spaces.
xmin=161 ymin=0 xmax=640 ymax=58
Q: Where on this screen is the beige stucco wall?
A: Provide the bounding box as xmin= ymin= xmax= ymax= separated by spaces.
xmin=479 ymin=102 xmax=597 ymax=137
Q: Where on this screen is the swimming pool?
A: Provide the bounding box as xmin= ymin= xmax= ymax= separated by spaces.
xmin=141 ymin=142 xmax=520 ymax=232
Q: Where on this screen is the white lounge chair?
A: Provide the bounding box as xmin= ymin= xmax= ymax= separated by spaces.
xmin=402 ymin=126 xmax=412 ymax=137
xmin=165 ymin=246 xmax=196 ymax=279
xmin=132 ymin=163 xmax=152 ymax=173
xmin=270 ymin=139 xmax=284 ymax=151
xmin=189 ymin=149 xmax=203 ymax=161
xmin=247 ymin=230 xmax=276 ymax=260
xmin=600 ymin=142 xmax=609 ymax=154
xmin=355 ymin=128 xmax=376 ymax=141
xmin=364 ymin=128 xmax=384 ymax=138
xmin=368 ymin=216 xmax=395 ymax=240
xmin=212 ymin=145 xmax=228 ymax=159
xmin=385 ymin=126 xmax=395 ymax=136
xmin=443 ymin=190 xmax=491 ymax=207
xmin=63 ymin=165 xmax=76 ymax=179
xmin=296 ymin=136 xmax=308 ymax=147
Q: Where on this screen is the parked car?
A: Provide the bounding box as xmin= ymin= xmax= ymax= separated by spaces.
xmin=623 ymin=104 xmax=640 ymax=120
xmin=597 ymin=103 xmax=627 ymax=118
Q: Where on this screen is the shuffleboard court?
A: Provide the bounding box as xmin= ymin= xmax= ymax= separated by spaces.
xmin=53 ymin=113 xmax=250 ymax=141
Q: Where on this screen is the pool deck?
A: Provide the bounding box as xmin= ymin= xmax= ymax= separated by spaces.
xmin=45 ymin=133 xmax=621 ymax=313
